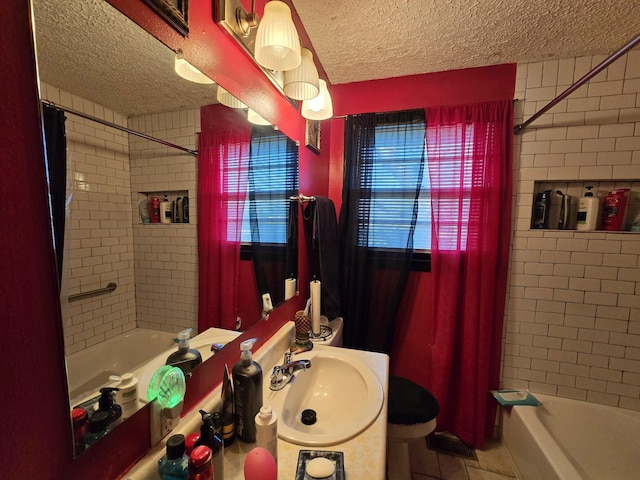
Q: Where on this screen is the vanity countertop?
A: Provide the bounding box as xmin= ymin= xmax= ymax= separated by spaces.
xmin=123 ymin=322 xmax=389 ymax=480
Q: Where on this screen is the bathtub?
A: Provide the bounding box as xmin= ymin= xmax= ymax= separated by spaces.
xmin=66 ymin=327 xmax=240 ymax=407
xmin=502 ymin=393 xmax=640 ymax=480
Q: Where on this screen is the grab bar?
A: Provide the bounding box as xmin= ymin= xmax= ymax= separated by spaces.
xmin=68 ymin=282 xmax=117 ymax=302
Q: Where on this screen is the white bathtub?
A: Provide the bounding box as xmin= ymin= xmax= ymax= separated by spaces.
xmin=66 ymin=327 xmax=240 ymax=407
xmin=502 ymin=393 xmax=640 ymax=480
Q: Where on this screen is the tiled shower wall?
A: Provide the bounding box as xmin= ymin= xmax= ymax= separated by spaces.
xmin=41 ymin=84 xmax=137 ymax=355
xmin=503 ymin=50 xmax=640 ymax=410
xmin=128 ymin=110 xmax=199 ymax=334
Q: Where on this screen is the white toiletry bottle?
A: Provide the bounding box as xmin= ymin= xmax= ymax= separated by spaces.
xmin=111 ymin=373 xmax=139 ymax=420
xmin=160 ymin=194 xmax=172 ymax=224
xmin=576 ymin=186 xmax=599 ymax=231
xmin=255 ymin=405 xmax=278 ymax=461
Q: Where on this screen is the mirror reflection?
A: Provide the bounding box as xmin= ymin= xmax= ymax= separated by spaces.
xmin=33 ymin=0 xmax=298 ymax=455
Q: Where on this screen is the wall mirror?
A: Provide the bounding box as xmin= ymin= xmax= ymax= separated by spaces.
xmin=32 ymin=0 xmax=298 ymax=455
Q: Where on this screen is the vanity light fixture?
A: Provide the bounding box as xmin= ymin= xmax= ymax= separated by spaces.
xmin=301 ymin=79 xmax=333 ymax=120
xmin=217 ymin=85 xmax=247 ymax=109
xmin=247 ymin=108 xmax=271 ymax=125
xmin=174 ymin=50 xmax=215 ymax=84
xmin=283 ymin=48 xmax=319 ymax=100
xmin=217 ymin=0 xmax=333 ymax=119
xmin=254 ymin=1 xmax=301 ymax=71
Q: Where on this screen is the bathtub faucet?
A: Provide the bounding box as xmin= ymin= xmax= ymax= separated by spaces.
xmin=269 ymin=352 xmax=311 ymax=391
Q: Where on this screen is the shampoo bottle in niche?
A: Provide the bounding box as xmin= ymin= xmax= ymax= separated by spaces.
xmin=166 ymin=328 xmax=202 ymax=375
xmin=531 ymin=190 xmax=552 ymax=228
xmin=160 ymin=194 xmax=172 ymax=224
xmin=576 ymin=186 xmax=600 ymax=231
xmin=182 ymin=196 xmax=189 ymax=223
xmin=601 ymin=188 xmax=630 ymax=231
xmin=149 ymin=196 xmax=161 ymax=223
xmin=232 ymin=338 xmax=262 ymax=443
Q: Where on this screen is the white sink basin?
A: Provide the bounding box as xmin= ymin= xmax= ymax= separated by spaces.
xmin=263 ymin=346 xmax=384 ymax=446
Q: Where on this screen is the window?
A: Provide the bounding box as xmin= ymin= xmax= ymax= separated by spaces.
xmin=364 ymin=119 xmax=432 ymax=252
xmin=240 ymin=127 xmax=298 ymax=245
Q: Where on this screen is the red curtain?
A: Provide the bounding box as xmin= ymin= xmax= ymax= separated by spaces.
xmin=426 ymin=100 xmax=513 ymax=447
xmin=198 ymin=106 xmax=251 ymax=331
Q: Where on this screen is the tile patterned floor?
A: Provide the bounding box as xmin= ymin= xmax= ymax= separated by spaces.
xmin=406 ymin=436 xmax=518 ymax=480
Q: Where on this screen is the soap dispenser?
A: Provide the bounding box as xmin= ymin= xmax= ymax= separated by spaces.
xmin=232 ymin=338 xmax=262 ymax=442
xmin=96 ymin=387 xmax=122 ymax=426
xmin=166 ymin=328 xmax=202 ymax=375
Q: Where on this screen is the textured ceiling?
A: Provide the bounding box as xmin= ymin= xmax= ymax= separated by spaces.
xmin=292 ymin=0 xmax=640 ymax=84
xmin=33 ymin=0 xmax=217 ymax=116
xmin=33 ymin=0 xmax=640 ymax=117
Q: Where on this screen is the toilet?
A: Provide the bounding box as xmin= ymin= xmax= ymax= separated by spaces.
xmin=387 ymin=376 xmax=439 ymax=480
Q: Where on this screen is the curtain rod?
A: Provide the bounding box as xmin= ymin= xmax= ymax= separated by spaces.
xmin=41 ymin=101 xmax=198 ymax=156
xmin=514 ymin=33 xmax=640 ymax=134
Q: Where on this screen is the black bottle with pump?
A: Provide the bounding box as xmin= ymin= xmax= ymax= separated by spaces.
xmin=97 ymin=387 xmax=122 ymax=426
xmin=232 ymin=339 xmax=262 ymax=443
xmin=166 ymin=328 xmax=202 ymax=375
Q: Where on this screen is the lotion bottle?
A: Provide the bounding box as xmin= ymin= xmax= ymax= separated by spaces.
xmin=232 ymin=338 xmax=262 ymax=442
xmin=160 ymin=194 xmax=172 ymax=224
xmin=576 ymin=186 xmax=599 ymax=231
xmin=255 ymin=405 xmax=278 ymax=461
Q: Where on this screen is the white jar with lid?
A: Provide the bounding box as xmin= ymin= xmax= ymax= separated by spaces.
xmin=255 ymin=405 xmax=278 ymax=461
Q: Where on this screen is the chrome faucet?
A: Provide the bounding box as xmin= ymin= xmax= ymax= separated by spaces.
xmin=269 ymin=352 xmax=311 ymax=391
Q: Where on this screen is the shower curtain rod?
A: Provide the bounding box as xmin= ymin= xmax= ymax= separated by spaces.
xmin=514 ymin=33 xmax=640 ymax=134
xmin=41 ymin=100 xmax=198 ymax=156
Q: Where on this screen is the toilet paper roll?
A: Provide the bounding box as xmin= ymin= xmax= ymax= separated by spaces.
xmin=285 ymin=278 xmax=297 ymax=300
xmin=310 ymin=280 xmax=321 ymax=335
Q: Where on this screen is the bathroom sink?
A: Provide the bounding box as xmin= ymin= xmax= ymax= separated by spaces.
xmin=263 ymin=347 xmax=384 ymax=446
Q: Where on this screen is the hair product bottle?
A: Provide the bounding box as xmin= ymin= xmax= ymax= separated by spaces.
xmin=232 ymin=339 xmax=262 ymax=443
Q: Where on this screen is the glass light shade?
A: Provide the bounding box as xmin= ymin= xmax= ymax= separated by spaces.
xmin=284 ymin=48 xmax=319 ymax=100
xmin=301 ymin=79 xmax=333 ymax=120
xmin=247 ymin=108 xmax=271 ymax=125
xmin=174 ymin=55 xmax=215 ymax=84
xmin=254 ymin=1 xmax=301 ymax=71
xmin=216 ymin=86 xmax=247 ymax=108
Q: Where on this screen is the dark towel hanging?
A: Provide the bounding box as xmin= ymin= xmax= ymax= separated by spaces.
xmin=303 ymin=196 xmax=341 ymax=319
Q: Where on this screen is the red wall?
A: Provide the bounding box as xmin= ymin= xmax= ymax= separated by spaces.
xmin=2 ymin=0 xmax=514 ymax=475
xmin=325 ymin=64 xmax=517 ymax=381
xmin=0 ymin=1 xmax=312 ymax=478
